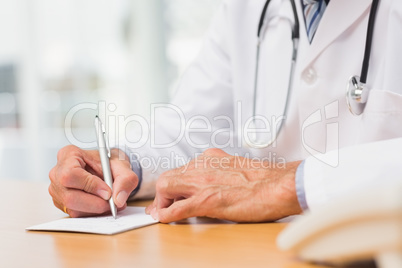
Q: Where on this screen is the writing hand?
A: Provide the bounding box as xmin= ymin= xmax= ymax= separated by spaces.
xmin=49 ymin=145 xmax=138 ymax=217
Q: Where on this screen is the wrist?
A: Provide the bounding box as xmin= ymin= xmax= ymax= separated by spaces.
xmin=280 ymin=160 xmax=303 ymax=216
xmin=261 ymin=160 xmax=303 ymax=221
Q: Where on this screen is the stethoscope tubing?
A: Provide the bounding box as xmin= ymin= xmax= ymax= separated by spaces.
xmin=250 ymin=0 xmax=299 ymax=148
xmin=360 ymin=0 xmax=380 ymax=84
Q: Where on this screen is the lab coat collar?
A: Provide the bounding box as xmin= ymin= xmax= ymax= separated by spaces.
xmin=299 ymin=0 xmax=372 ymax=71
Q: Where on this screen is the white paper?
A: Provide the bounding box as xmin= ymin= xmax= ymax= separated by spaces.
xmin=26 ymin=207 xmax=158 ymax=235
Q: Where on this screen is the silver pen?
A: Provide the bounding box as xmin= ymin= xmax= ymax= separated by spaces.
xmin=94 ymin=115 xmax=117 ymax=219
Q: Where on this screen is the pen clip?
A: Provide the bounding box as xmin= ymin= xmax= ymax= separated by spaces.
xmin=104 ymin=129 xmax=111 ymax=158
xmin=95 ymin=115 xmax=111 ymax=158
xmin=100 ymin=120 xmax=111 ymax=158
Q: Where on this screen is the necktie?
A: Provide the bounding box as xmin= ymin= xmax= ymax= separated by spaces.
xmin=302 ymin=0 xmax=328 ymax=43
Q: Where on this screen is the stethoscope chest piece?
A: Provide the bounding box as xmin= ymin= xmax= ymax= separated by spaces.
xmin=346 ymin=75 xmax=369 ymax=116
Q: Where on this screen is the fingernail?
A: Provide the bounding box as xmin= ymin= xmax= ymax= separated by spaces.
xmin=151 ymin=207 xmax=159 ymax=221
xmin=116 ymin=191 xmax=128 ymax=207
xmin=98 ymin=189 xmax=110 ymax=200
xmin=145 ymin=206 xmax=151 ymax=214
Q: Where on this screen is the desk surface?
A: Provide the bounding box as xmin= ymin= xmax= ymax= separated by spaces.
xmin=0 ymin=180 xmax=327 ymax=268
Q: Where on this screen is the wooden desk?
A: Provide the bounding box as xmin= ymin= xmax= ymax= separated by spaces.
xmin=0 ymin=180 xmax=327 ymax=268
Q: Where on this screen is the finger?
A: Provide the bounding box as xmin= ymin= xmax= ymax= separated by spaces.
xmin=157 ymin=198 xmax=198 ymax=223
xmin=147 ymin=186 xmax=181 ymax=220
xmin=150 ymin=195 xmax=167 ymax=220
xmin=49 ymin=173 xmax=103 ymax=216
xmin=148 ymin=193 xmax=174 ymax=220
xmin=110 ymin=158 xmax=139 ymax=208
xmin=58 ymin=167 xmax=112 ymax=200
xmin=48 ymin=183 xmax=66 ymax=213
xmin=145 ymin=204 xmax=154 ymax=214
xmin=156 ymin=171 xmax=196 ymax=199
xmin=156 ymin=192 xmax=174 ymax=211
xmin=145 ymin=196 xmax=157 ymax=214
xmin=63 ymin=188 xmax=111 ymax=215
xmin=145 ymin=196 xmax=158 ymax=220
xmin=51 ymin=197 xmax=64 ymax=214
xmin=81 ymin=150 xmax=104 ymax=176
xmin=57 ymin=146 xmax=103 ymax=177
xmin=65 ymin=208 xmax=103 ymax=218
xmin=49 ymin=166 xmax=56 ymax=183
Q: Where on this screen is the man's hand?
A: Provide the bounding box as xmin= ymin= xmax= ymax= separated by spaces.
xmin=146 ymin=148 xmax=302 ymax=223
xmin=49 ymin=145 xmax=138 ymax=218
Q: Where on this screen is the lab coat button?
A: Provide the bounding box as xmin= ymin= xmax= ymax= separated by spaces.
xmin=302 ymin=68 xmax=317 ymax=85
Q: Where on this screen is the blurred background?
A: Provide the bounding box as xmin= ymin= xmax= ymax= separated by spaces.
xmin=0 ymin=0 xmax=222 ymax=182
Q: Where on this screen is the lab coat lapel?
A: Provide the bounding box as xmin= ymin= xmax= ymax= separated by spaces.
xmin=299 ymin=0 xmax=372 ymax=70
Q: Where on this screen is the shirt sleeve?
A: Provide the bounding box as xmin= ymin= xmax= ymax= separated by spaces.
xmin=303 ymin=137 xmax=402 ymax=211
xmin=295 ymin=160 xmax=309 ymax=211
xmin=128 ymin=153 xmax=142 ymax=200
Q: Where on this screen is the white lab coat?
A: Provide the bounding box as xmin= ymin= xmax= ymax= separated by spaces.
xmin=126 ymin=0 xmax=402 ymax=212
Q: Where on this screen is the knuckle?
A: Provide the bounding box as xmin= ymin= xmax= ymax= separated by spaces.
xmin=48 ymin=167 xmax=56 ymax=183
xmin=156 ymin=177 xmax=169 ymax=193
xmin=178 ymin=163 xmax=191 ymax=174
xmin=181 ymin=160 xmax=194 ymax=172
xmin=57 ymin=145 xmax=79 ymax=160
xmin=110 ymin=150 xmax=129 ymax=163
xmin=165 ymin=166 xmax=184 ymax=177
xmin=51 ymin=199 xmax=59 ymax=209
xmin=48 ymin=184 xmax=54 ymax=197
xmin=83 ymin=174 xmax=97 ymax=193
xmin=58 ymin=168 xmax=72 ymax=187
xmin=203 ymin=148 xmax=222 ymax=156
xmin=114 ymin=169 xmax=138 ymax=189
xmin=126 ymin=172 xmax=138 ymax=190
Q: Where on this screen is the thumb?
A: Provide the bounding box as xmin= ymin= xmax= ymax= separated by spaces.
xmin=109 ymin=149 xmax=139 ymax=208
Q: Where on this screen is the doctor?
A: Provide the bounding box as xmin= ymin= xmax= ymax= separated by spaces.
xmin=49 ymin=0 xmax=402 ymax=222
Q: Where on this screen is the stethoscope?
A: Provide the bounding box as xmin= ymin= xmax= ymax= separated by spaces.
xmin=346 ymin=0 xmax=379 ymax=116
xmin=249 ymin=0 xmax=379 ymax=148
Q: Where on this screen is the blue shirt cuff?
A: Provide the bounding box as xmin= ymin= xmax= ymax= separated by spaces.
xmin=295 ymin=160 xmax=309 ymax=211
xmin=129 ymin=154 xmax=142 ymax=199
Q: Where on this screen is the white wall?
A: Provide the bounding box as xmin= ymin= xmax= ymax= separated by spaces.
xmin=0 ymin=0 xmax=221 ymax=181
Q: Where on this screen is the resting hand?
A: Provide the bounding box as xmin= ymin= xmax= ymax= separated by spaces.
xmin=146 ymin=148 xmax=302 ymax=223
xmin=49 ymin=145 xmax=138 ymax=217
